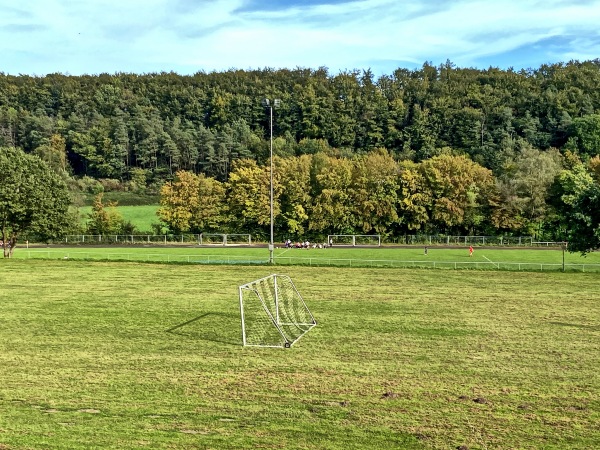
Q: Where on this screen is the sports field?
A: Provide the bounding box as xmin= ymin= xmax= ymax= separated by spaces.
xmin=14 ymin=245 xmax=600 ymax=272
xmin=1 ymin=259 xmax=599 ymax=449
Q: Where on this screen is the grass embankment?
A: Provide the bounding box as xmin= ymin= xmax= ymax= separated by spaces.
xmin=0 ymin=260 xmax=598 ymax=449
xmin=78 ymin=205 xmax=160 ymax=233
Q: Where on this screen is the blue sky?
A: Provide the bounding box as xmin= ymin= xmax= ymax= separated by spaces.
xmin=2 ymin=0 xmax=600 ymax=77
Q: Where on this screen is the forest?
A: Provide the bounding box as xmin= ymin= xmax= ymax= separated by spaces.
xmin=1 ymin=60 xmax=600 ymax=248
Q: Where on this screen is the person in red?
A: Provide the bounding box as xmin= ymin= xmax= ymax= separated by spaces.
xmin=469 ymin=245 xmax=474 ymax=257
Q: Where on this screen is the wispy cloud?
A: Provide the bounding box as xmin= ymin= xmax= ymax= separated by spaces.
xmin=0 ymin=0 xmax=599 ymax=76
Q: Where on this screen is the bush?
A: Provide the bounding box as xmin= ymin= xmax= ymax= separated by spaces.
xmin=99 ymin=178 xmax=124 ymax=192
xmin=75 ymin=176 xmax=104 ymax=195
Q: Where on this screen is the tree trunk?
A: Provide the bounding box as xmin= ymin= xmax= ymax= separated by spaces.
xmin=1 ymin=227 xmax=6 ymax=258
xmin=8 ymin=233 xmax=16 ymax=258
xmin=2 ymin=229 xmax=17 ymax=258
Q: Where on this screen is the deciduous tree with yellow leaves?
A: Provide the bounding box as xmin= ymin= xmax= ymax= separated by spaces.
xmin=158 ymin=170 xmax=226 ymax=233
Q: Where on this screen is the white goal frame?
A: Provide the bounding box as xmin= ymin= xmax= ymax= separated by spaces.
xmin=239 ymin=274 xmax=316 ymax=348
xmin=328 ymin=234 xmax=381 ymax=246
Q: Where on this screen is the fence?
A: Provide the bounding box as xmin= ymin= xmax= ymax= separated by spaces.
xmin=392 ymin=235 xmax=537 ymax=246
xmin=16 ymin=250 xmax=600 ymax=273
xmin=272 ymin=257 xmax=600 ymax=272
xmin=38 ymin=234 xmax=560 ymax=248
xmin=61 ymin=233 xmax=252 ymax=245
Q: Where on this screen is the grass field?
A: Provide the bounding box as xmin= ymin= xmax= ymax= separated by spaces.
xmin=78 ymin=205 xmax=160 ymax=233
xmin=1 ymin=259 xmax=599 ymax=449
xmin=15 ymin=245 xmax=600 ymax=272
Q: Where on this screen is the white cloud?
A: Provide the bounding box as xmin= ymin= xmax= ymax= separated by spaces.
xmin=1 ymin=0 xmax=599 ymax=75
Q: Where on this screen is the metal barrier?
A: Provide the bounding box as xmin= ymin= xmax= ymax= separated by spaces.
xmin=16 ymin=250 xmax=600 ymax=272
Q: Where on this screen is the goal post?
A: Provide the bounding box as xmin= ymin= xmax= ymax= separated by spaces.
xmin=239 ymin=274 xmax=316 ymax=348
xmin=327 ymin=234 xmax=381 ymax=247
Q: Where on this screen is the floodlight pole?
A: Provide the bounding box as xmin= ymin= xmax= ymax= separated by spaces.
xmin=263 ymin=98 xmax=280 ymax=265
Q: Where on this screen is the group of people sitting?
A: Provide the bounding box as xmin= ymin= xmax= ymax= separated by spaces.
xmin=284 ymin=239 xmax=329 ymax=249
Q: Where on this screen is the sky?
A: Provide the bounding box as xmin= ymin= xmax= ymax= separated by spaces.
xmin=2 ymin=0 xmax=600 ymax=77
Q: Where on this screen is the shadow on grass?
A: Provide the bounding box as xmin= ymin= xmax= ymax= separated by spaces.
xmin=167 ymin=312 xmax=241 ymax=346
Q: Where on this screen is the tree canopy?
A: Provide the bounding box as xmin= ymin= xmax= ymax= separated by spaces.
xmin=1 ymin=60 xmax=600 ymax=182
xmin=0 ymin=146 xmax=70 ymax=257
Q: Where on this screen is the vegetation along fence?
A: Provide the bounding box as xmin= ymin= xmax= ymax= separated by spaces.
xmin=61 ymin=234 xmax=252 ymax=245
xmin=53 ymin=235 xmax=552 ymax=247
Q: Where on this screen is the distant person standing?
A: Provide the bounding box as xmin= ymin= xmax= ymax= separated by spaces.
xmin=424 ymin=246 xmax=428 ymax=256
xmin=469 ymin=245 xmax=474 ymax=257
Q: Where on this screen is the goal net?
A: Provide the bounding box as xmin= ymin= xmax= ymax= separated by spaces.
xmin=239 ymin=274 xmax=316 ymax=348
xmin=327 ymin=234 xmax=381 ymax=246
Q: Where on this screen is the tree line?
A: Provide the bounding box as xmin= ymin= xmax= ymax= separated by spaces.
xmin=157 ymin=149 xmax=600 ymax=253
xmin=1 ymin=60 xmax=600 ymax=181
xmin=1 ymin=60 xmax=600 ymax=251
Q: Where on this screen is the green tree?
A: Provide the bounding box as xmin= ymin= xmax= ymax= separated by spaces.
xmin=496 ymin=144 xmax=563 ymax=235
xmin=34 ymin=133 xmax=69 ymax=175
xmin=277 ymin=155 xmax=312 ymax=236
xmin=349 ymin=149 xmax=399 ymax=234
xmin=588 ymin=155 xmax=600 ymax=182
xmin=549 ymin=164 xmax=600 ymax=253
xmin=0 ymin=146 xmax=70 ymax=257
xmin=419 ymin=154 xmax=495 ymax=233
xmin=549 ymin=161 xmax=600 ymax=253
xmin=396 ymin=160 xmax=431 ymax=232
xmin=86 ymin=193 xmax=125 ymax=235
xmin=308 ymin=153 xmax=354 ymax=234
xmin=563 ymin=182 xmax=600 ymax=253
xmin=569 ymin=114 xmax=600 ymax=156
xmin=0 ymin=106 xmax=18 ymax=147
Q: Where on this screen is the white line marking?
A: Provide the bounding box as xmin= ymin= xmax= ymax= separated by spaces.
xmin=482 ymin=255 xmax=499 ymax=269
xmin=278 ymin=247 xmax=292 ymax=257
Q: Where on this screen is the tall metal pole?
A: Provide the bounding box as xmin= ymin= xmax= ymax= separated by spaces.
xmin=269 ymin=105 xmax=274 ymax=264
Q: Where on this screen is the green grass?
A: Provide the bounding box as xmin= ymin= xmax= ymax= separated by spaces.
xmin=78 ymin=205 xmax=160 ymax=232
xmin=16 ymin=245 xmax=600 ymax=272
xmin=80 ymin=192 xmax=160 ymax=206
xmin=0 ymin=259 xmax=599 ymax=449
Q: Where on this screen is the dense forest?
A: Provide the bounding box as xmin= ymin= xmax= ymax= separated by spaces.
xmin=2 ymin=60 xmax=600 ymax=247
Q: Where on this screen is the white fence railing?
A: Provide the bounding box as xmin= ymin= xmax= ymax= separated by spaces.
xmin=272 ymin=257 xmax=599 ymax=272
xmin=393 ymin=235 xmax=537 ymax=246
xmin=15 ymin=250 xmax=600 ymax=272
xmin=39 ymin=234 xmax=560 ymax=248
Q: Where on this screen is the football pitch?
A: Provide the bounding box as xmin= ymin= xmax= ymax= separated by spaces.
xmin=13 ymin=245 xmax=600 ymax=272
xmin=0 ymin=259 xmax=599 ymax=449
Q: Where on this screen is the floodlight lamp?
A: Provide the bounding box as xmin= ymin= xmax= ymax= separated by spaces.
xmin=273 ymin=99 xmax=281 ymax=108
xmin=262 ymin=98 xmax=270 ymax=107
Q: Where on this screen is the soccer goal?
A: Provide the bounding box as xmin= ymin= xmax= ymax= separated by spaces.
xmin=327 ymin=234 xmax=381 ymax=247
xmin=239 ymin=274 xmax=317 ymax=348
